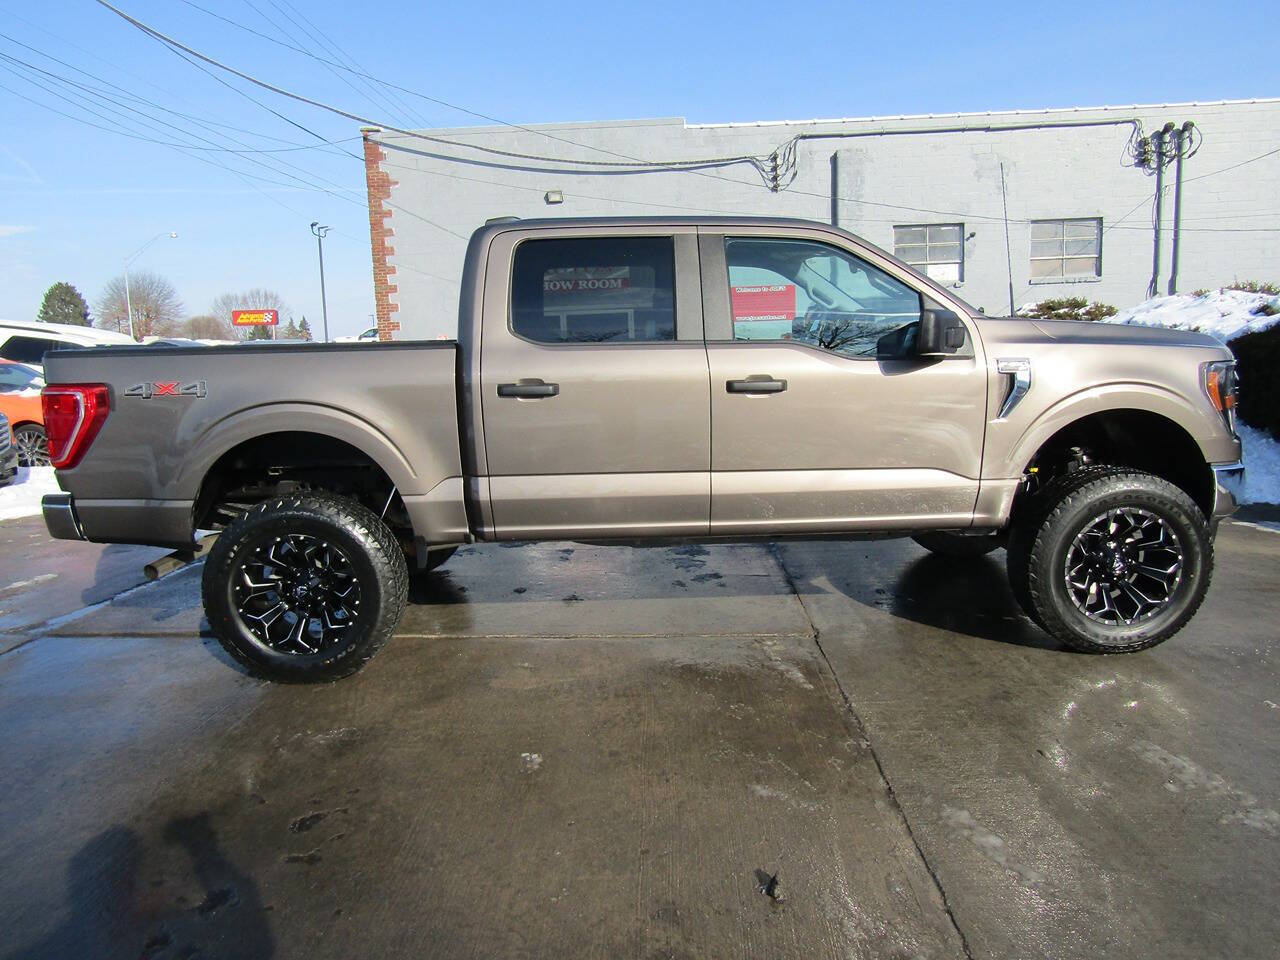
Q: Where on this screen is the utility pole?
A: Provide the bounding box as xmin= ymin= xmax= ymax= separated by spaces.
xmin=1148 ymin=123 xmax=1174 ymax=298
xmin=310 ymin=221 xmax=331 ymax=343
xmin=1168 ymin=121 xmax=1194 ymax=295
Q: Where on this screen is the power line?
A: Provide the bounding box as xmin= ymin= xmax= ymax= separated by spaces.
xmin=117 ymin=0 xmax=764 ymax=175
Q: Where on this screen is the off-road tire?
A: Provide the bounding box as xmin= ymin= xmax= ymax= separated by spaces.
xmin=202 ymin=493 xmax=407 ymax=681
xmin=1006 ymin=467 xmax=1212 ymax=653
xmin=912 ymin=531 xmax=1002 ymax=557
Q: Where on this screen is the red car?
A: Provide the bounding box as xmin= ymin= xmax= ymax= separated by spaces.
xmin=0 ymin=358 xmax=48 ymax=467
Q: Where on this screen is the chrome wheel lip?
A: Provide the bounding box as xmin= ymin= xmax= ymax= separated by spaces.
xmin=14 ymin=429 xmax=50 ymax=468
xmin=231 ymin=532 xmax=363 ymax=656
xmin=1064 ymin=507 xmax=1184 ymax=629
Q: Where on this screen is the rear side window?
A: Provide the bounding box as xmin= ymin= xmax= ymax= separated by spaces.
xmin=511 ymin=237 xmax=676 ymax=343
xmin=0 ymin=336 xmax=65 ymax=364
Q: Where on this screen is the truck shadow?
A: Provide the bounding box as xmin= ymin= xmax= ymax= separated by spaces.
xmin=881 ymin=552 xmax=1068 ymax=651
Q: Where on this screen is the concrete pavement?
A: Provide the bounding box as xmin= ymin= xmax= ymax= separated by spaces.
xmin=1 ymin=517 xmax=1277 ymax=959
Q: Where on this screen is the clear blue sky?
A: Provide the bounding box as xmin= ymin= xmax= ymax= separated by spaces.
xmin=2 ymin=0 xmax=1276 ymax=336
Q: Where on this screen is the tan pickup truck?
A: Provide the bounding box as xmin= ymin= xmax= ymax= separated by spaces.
xmin=41 ymin=217 xmax=1244 ymax=680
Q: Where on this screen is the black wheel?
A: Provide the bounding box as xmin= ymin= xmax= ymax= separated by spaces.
xmin=1007 ymin=468 xmax=1212 ymax=653
xmin=14 ymin=425 xmax=49 ymax=467
xmin=202 ymin=493 xmax=407 ymax=681
xmin=912 ymin=531 xmax=1002 ymax=557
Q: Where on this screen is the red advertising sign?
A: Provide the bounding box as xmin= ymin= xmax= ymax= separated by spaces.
xmin=730 ymin=285 xmax=796 ymax=322
xmin=232 ymin=309 xmax=279 ymax=326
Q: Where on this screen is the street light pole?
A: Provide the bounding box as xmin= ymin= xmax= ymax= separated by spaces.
xmin=310 ymin=222 xmax=331 ymax=343
xmin=123 ymin=231 xmax=178 ymax=339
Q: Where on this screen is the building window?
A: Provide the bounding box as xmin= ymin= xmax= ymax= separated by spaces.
xmin=893 ymin=224 xmax=964 ymax=285
xmin=1030 ymin=218 xmax=1102 ymax=279
xmin=510 ymin=236 xmax=675 ymax=343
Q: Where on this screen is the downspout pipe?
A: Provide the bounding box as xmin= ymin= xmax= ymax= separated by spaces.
xmin=1168 ymin=121 xmax=1193 ymax=295
xmin=830 ymin=152 xmax=839 ymax=227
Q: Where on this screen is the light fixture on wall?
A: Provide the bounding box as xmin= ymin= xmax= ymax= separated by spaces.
xmin=544 ymin=190 xmax=564 ymax=205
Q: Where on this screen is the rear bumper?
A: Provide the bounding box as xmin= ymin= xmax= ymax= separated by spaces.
xmin=1211 ymin=460 xmax=1245 ymax=522
xmin=43 ymin=493 xmax=86 ymax=540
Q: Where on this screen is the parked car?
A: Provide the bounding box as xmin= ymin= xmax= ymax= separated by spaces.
xmin=40 ymin=216 xmax=1243 ymax=681
xmin=0 ymin=411 xmax=16 ymax=485
xmin=0 ymin=359 xmax=48 ymax=467
xmin=0 ymin=319 xmax=134 ymax=365
xmin=334 ymin=327 xmax=379 ymax=343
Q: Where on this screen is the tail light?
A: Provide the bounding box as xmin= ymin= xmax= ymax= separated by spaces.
xmin=41 ymin=384 xmax=111 ymax=469
xmin=1202 ymin=360 xmax=1238 ymax=434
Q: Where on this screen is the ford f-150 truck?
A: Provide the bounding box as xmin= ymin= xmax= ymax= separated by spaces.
xmin=40 ymin=217 xmax=1244 ymax=680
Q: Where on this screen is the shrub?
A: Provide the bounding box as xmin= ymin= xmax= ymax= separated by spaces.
xmin=1018 ymin=297 xmax=1119 ymax=322
xmin=1230 ymin=323 xmax=1280 ymax=440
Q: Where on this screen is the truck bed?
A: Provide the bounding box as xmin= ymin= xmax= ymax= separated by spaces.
xmin=43 ymin=340 xmax=464 ymax=548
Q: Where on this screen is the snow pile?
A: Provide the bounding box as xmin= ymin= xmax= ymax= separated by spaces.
xmin=0 ymin=467 xmax=60 ymax=521
xmin=1100 ymin=289 xmax=1280 ymax=343
xmin=1238 ymin=424 xmax=1280 ymax=508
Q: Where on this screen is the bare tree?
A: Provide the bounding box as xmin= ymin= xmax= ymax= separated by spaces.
xmin=96 ymin=271 xmax=183 ymax=340
xmin=210 ymin=288 xmax=291 ymax=340
xmin=183 ymin=314 xmax=234 ymax=340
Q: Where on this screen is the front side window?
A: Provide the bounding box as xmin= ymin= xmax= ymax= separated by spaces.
xmin=724 ymin=237 xmax=922 ymax=359
xmin=894 ymin=223 xmax=964 ymax=284
xmin=1030 ymin=218 xmax=1102 ymax=279
xmin=511 ymin=236 xmax=676 ymax=343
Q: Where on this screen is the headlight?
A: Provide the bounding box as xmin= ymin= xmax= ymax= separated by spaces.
xmin=1202 ymin=360 xmax=1238 ymax=433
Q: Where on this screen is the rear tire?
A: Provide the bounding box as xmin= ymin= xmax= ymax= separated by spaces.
xmin=1007 ymin=468 xmax=1212 ymax=653
xmin=202 ymin=493 xmax=407 ymax=681
xmin=912 ymin=531 xmax=1002 ymax=557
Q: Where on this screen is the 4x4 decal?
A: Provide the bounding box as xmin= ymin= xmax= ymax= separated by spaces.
xmin=124 ymin=380 xmax=207 ymax=399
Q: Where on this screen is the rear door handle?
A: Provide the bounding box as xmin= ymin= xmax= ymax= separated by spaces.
xmin=497 ymin=380 xmax=559 ymax=399
xmin=726 ymin=378 xmax=787 ymax=394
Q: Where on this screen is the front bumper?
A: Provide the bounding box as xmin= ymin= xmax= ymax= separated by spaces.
xmin=1211 ymin=460 xmax=1245 ymax=522
xmin=43 ymin=493 xmax=86 ymax=541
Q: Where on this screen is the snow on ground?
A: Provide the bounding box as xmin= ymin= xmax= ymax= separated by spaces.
xmin=1093 ymin=290 xmax=1280 ymax=504
xmin=1238 ymin=424 xmax=1280 ymax=507
xmin=0 ymin=467 xmax=60 ymax=521
xmin=1100 ymin=289 xmax=1280 ymax=344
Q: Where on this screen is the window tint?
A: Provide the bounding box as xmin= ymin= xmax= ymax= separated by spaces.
xmin=0 ymin=363 xmax=42 ymax=392
xmin=511 ymin=236 xmax=676 ymax=343
xmin=893 ymin=223 xmax=964 ymax=284
xmin=724 ymin=237 xmax=922 ymax=359
xmin=1030 ymin=218 xmax=1101 ymax=278
xmin=0 ymin=336 xmax=62 ymax=365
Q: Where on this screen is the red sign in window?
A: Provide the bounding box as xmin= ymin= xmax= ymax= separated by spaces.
xmin=730 ymin=285 xmax=796 ymax=322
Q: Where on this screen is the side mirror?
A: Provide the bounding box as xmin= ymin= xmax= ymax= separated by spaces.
xmin=916 ymin=308 xmax=966 ymax=356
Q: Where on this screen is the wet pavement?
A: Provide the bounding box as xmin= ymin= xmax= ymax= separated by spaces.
xmin=1 ymin=516 xmax=1278 ymax=959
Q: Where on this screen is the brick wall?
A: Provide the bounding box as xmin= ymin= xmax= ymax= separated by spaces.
xmin=362 ymin=129 xmax=399 ymax=341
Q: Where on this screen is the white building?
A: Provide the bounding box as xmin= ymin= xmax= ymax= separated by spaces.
xmin=361 ymin=98 xmax=1280 ymax=340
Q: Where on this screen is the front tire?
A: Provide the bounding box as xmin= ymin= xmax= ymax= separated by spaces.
xmin=202 ymin=493 xmax=407 ymax=681
xmin=1007 ymin=468 xmax=1212 ymax=653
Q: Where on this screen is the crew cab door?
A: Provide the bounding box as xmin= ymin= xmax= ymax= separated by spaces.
xmin=700 ymin=228 xmax=987 ymax=534
xmin=478 ymin=227 xmax=710 ymax=539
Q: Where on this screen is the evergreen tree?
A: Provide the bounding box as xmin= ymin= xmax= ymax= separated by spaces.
xmin=298 ymin=316 xmax=314 ymax=341
xmin=283 ymin=317 xmax=300 ymax=339
xmin=38 ymin=282 xmax=91 ymax=326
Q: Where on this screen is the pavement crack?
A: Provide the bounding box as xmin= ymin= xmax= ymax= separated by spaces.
xmin=767 ymin=543 xmax=976 ymax=960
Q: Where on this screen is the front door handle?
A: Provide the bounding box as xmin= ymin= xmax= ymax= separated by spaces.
xmin=726 ymin=378 xmax=787 ymax=394
xmin=497 ymin=380 xmax=559 ymax=399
